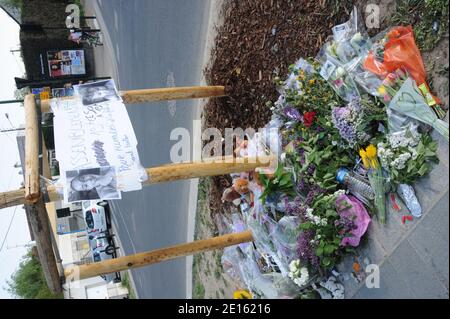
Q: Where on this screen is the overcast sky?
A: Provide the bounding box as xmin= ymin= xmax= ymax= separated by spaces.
xmin=0 ymin=9 xmax=30 ymax=299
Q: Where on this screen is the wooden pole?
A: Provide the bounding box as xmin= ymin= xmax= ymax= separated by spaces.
xmin=65 ymin=230 xmax=253 ymax=281
xmin=0 ymin=156 xmax=273 ymax=209
xmin=24 ymin=94 xmax=40 ymax=203
xmin=40 ymin=86 xmax=226 ymax=112
xmin=26 ymin=199 xmax=62 ymax=293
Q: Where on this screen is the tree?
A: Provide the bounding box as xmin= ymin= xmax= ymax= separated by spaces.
xmin=6 ymin=249 xmax=63 ymax=299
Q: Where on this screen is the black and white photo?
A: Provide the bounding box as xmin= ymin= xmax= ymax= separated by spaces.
xmin=74 ymin=79 xmax=121 ymax=106
xmin=66 ymin=166 xmax=121 ymax=202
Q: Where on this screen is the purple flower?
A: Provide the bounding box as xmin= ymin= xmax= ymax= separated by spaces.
xmin=297 ymin=229 xmax=320 ymax=267
xmin=284 ymin=106 xmax=302 ymax=121
xmin=331 ymin=106 xmax=357 ymax=145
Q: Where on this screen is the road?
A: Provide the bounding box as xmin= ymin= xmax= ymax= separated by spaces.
xmin=90 ymin=0 xmax=212 ymax=298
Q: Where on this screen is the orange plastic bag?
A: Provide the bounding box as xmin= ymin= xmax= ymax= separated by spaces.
xmin=364 ymin=26 xmax=439 ymax=103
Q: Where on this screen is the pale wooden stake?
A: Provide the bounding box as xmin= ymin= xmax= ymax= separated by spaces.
xmin=40 ymin=86 xmax=226 ymax=112
xmin=26 ymin=199 xmax=62 ymax=293
xmin=65 ymin=230 xmax=253 ymax=280
xmin=24 ymin=94 xmax=40 ymax=203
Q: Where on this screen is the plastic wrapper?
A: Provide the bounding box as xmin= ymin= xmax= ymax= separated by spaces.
xmin=364 ymin=26 xmax=426 ymax=88
xmin=335 ymin=195 xmax=371 ymax=247
xmin=269 ymin=216 xmax=302 ymax=266
xmin=388 ymin=78 xmax=448 ymax=141
xmin=319 ymin=56 xmax=360 ymax=102
xmin=345 ymin=56 xmax=382 ymax=97
xmin=318 ymin=6 xmax=372 ymax=65
xmin=397 ymin=184 xmax=422 ymax=218
xmin=221 ymin=245 xmax=302 ymax=299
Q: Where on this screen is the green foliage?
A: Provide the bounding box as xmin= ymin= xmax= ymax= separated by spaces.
xmin=259 ymin=164 xmax=296 ymax=204
xmin=193 ymin=280 xmax=205 ymax=299
xmin=391 ymin=0 xmax=449 ymax=51
xmin=7 ymin=250 xmax=63 ymax=299
xmin=120 ymin=272 xmax=136 ymax=299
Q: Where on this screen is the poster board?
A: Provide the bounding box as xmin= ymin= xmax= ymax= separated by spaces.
xmin=51 ymin=80 xmax=146 ymax=203
xmin=47 ymin=50 xmax=86 ymax=78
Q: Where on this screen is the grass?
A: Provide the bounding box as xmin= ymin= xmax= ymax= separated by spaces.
xmin=120 ymin=272 xmax=136 ymax=299
xmin=193 ymin=279 xmax=206 ymax=299
xmin=390 ymin=0 xmax=449 ymax=51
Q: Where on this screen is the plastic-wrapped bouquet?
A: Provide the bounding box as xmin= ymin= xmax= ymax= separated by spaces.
xmin=377 ymin=124 xmax=439 ymax=185
xmin=359 ymin=144 xmax=387 ymax=224
xmin=319 ymin=58 xmax=360 ymax=102
xmin=388 ymin=78 xmax=449 ymax=141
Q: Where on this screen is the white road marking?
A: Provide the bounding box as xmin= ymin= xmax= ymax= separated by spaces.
xmin=166 ymin=71 xmax=177 ymax=117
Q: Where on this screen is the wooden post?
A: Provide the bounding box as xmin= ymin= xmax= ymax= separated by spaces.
xmin=40 ymin=86 xmax=226 ymax=112
xmin=24 ymin=94 xmax=40 ymax=203
xmin=0 ymin=156 xmax=273 ymax=209
xmin=65 ymin=230 xmax=253 ymax=281
xmin=26 ymin=199 xmax=62 ymax=293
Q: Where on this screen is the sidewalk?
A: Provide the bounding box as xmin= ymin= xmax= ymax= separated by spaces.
xmin=81 ymin=0 xmax=120 ymax=85
xmin=338 ymin=114 xmax=449 ymax=299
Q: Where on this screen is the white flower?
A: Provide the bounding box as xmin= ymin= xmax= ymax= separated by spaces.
xmin=335 ymin=67 xmax=346 ymax=78
xmin=334 ymin=189 xmax=346 ymax=197
xmin=292 ymin=267 xmax=309 ymax=287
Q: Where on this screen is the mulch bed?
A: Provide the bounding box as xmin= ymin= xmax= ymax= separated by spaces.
xmin=203 ymin=0 xmax=354 ymax=214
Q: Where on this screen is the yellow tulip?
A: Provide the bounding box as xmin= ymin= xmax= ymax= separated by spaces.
xmin=233 ymin=290 xmax=252 ymax=299
xmin=359 ymin=149 xmax=370 ymax=169
xmin=365 ymin=144 xmax=377 ymax=159
xmin=377 ymin=86 xmax=386 ymax=96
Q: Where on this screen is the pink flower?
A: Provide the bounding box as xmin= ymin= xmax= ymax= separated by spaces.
xmin=334 ymin=78 xmax=344 ymax=88
xmin=383 ymin=94 xmax=391 ymax=102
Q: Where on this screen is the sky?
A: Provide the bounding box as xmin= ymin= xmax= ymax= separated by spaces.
xmin=0 ymin=8 xmax=30 ymax=299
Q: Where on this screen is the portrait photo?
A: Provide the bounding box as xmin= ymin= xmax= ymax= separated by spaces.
xmin=74 ymin=79 xmax=121 ymax=106
xmin=66 ymin=166 xmax=121 ymax=202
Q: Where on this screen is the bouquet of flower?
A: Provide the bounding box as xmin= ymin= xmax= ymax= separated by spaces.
xmin=331 ymin=98 xmax=386 ymax=148
xmin=359 ymin=144 xmax=387 ymax=224
xmin=319 ymin=58 xmax=360 ymax=102
xmin=377 ymin=124 xmax=439 ymax=186
xmin=298 ymin=190 xmax=357 ymax=269
xmin=388 ymin=78 xmax=449 ymax=141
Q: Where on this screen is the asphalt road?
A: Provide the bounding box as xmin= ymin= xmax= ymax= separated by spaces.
xmin=94 ymin=0 xmax=211 ymax=298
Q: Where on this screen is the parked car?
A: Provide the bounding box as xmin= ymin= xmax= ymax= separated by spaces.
xmin=92 ymin=251 xmax=121 ymax=283
xmin=82 ymin=200 xmax=111 ymax=235
xmin=88 ymin=232 xmax=117 ymax=256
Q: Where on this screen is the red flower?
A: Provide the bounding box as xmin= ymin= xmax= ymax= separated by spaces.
xmin=303 ymin=111 xmax=316 ymax=128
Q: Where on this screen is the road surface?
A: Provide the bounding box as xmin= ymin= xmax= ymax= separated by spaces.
xmin=91 ymin=0 xmax=211 ymax=298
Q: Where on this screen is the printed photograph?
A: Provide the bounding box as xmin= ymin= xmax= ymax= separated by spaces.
xmin=74 ymin=79 xmax=121 ymax=106
xmin=66 ymin=166 xmax=121 ymax=202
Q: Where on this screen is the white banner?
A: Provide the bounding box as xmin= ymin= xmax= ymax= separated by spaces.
xmin=51 ymin=80 xmax=145 ymax=203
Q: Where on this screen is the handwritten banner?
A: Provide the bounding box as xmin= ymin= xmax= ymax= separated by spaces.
xmin=51 ymin=80 xmax=145 ymax=203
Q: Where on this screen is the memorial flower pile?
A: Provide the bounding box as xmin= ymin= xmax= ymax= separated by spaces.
xmin=221 ymin=7 xmax=446 ymax=299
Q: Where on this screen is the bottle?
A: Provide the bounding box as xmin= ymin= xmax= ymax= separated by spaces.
xmin=336 ymin=168 xmax=375 ymax=202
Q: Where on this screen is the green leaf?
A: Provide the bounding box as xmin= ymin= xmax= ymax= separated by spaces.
xmin=300 ymin=222 xmax=313 ymax=230
xmin=324 ymin=244 xmax=336 ymax=255
xmin=418 ymin=163 xmax=429 ymax=175
xmin=322 ymin=257 xmax=332 ymax=267
xmin=316 ymin=246 xmax=324 ymax=256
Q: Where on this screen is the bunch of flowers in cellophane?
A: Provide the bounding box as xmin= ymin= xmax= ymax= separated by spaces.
xmin=377 ymin=123 xmax=438 ymax=217
xmin=316 ymin=6 xmax=383 ymax=99
xmin=359 ymin=144 xmax=388 ymax=224
xmin=364 ymin=25 xmax=446 ymax=119
xmin=382 ymin=75 xmax=449 ymax=142
xmin=219 ymin=211 xmax=305 ymax=299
